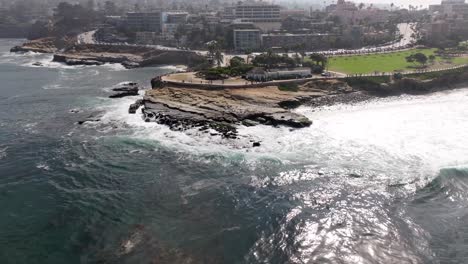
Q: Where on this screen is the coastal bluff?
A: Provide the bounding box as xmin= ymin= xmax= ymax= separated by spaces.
xmin=53 ymin=44 xmax=206 ymax=68
xmin=139 ymin=79 xmax=354 ymax=138
xmin=11 ymin=39 xmax=206 ymax=69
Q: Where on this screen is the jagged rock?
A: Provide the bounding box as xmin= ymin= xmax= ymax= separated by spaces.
xmin=65 ymin=58 xmax=104 ymax=66
xmin=121 ymin=61 xmax=140 ymax=68
xmin=32 ymin=62 xmax=43 ymax=67
xmin=78 ymin=118 xmax=100 ymax=125
xmin=129 ymin=99 xmax=144 ymax=114
xmin=278 ymin=99 xmax=301 ymax=109
xmin=242 ymin=119 xmax=259 ymax=127
xmin=109 ymin=91 xmax=138 ymax=98
xmin=151 ymin=76 xmax=165 ymax=89
xmin=112 ymin=86 xmax=139 ymax=93
xmin=139 ymin=81 xmax=342 ymax=137
xmin=253 ymin=142 xmax=261 ymax=147
xmin=110 ymin=85 xmax=140 ymax=99
xmin=10 ymin=38 xmax=58 ymax=53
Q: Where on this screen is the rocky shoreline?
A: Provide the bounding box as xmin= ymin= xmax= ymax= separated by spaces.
xmin=10 ymin=38 xmax=60 ymax=53
xmin=10 ymin=38 xmax=206 ymax=69
xmin=134 ymin=80 xmax=354 ymax=139
xmin=130 ymin=68 xmax=468 ymax=141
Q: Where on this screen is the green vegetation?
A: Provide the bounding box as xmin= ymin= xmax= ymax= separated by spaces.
xmin=198 ymin=57 xmax=253 ymax=80
xmin=326 ymin=49 xmax=468 ymax=75
xmin=303 ymin=53 xmax=327 ymax=74
xmin=207 ymin=41 xmax=224 ymax=67
xmin=405 ymin=53 xmax=428 ymax=67
xmin=278 ymin=83 xmax=300 ymax=92
xmin=252 ymin=51 xmax=297 ymax=69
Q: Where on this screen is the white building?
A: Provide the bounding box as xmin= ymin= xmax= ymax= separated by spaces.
xmin=246 ymin=67 xmax=312 ymax=81
xmin=228 ymin=1 xmax=282 ymax=32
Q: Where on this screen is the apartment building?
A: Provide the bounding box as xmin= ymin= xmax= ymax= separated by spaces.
xmin=233 ymin=29 xmax=262 ymax=51
xmin=126 ymin=11 xmax=162 ymax=33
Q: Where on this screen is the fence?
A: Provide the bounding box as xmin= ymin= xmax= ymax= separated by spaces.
xmin=342 ymin=64 xmax=468 ymax=79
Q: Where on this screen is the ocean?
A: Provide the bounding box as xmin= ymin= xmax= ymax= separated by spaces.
xmin=1 ymin=38 xmax=468 ymax=264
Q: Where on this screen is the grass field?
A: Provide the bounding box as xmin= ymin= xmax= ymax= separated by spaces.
xmin=324 ymin=48 xmax=468 ymax=74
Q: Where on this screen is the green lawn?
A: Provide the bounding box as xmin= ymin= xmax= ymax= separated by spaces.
xmin=324 ymin=48 xmax=468 ymax=75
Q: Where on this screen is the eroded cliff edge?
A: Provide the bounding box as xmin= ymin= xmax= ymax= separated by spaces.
xmin=139 ymin=80 xmax=355 ymax=139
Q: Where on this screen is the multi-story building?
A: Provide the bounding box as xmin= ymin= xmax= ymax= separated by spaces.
xmin=233 ymin=29 xmax=261 ymax=51
xmin=234 ymin=2 xmax=281 ymax=23
xmin=126 ymin=11 xmax=162 ymax=33
xmin=222 ymin=6 xmax=236 ymax=20
xmin=231 ymin=1 xmax=282 ymax=32
xmin=327 ymin=0 xmax=390 ymax=25
xmin=425 ymin=0 xmax=468 ymax=44
xmin=429 ymin=0 xmax=468 ymax=19
xmin=162 ymin=11 xmax=188 ymax=36
xmin=163 ymin=11 xmax=189 ymax=24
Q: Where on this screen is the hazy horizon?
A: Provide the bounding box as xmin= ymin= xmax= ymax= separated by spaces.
xmin=290 ymin=0 xmax=445 ymax=8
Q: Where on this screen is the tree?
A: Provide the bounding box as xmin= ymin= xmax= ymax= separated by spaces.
xmin=174 ymin=24 xmax=187 ymax=46
xmin=229 ymin=56 xmax=245 ymax=68
xmin=406 ymin=53 xmax=428 ymax=67
xmin=429 ymin=55 xmax=436 ymax=64
xmin=214 ymin=50 xmax=224 ymax=67
xmin=309 ymin=53 xmax=328 ymax=68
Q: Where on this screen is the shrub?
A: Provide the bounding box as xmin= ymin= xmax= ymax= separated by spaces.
xmin=278 ymin=83 xmax=299 ymax=92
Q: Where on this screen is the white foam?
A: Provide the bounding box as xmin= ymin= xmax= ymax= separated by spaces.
xmin=95 ymin=86 xmax=468 ymax=178
xmin=238 ymin=88 xmax=468 ymax=176
xmin=0 ymin=147 xmax=7 ymax=160
xmin=36 ymin=163 xmax=50 ymax=171
xmin=97 ymin=95 xmax=253 ymax=156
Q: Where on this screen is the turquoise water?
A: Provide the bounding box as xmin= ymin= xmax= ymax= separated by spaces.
xmin=1 ymin=39 xmax=468 ymax=264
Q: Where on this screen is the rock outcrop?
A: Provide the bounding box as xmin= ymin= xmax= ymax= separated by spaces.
xmin=10 ymin=37 xmax=59 ymax=53
xmin=139 ymin=79 xmax=354 ymax=138
xmin=109 ymin=83 xmax=140 ymax=98
xmin=53 ymin=44 xmax=206 ymax=69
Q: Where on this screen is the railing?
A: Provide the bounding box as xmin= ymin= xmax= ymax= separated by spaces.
xmin=343 ymin=64 xmax=468 ymax=79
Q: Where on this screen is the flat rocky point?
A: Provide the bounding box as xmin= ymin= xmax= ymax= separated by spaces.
xmin=141 ymin=79 xmax=354 ymax=138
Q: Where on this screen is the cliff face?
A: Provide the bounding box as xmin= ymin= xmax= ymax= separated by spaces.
xmin=140 ymin=80 xmax=354 ymax=138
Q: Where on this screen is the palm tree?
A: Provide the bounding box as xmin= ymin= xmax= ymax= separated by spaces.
xmin=358 ymin=3 xmax=365 ymax=10
xmin=245 ymin=50 xmax=253 ymax=64
xmin=214 ymin=50 xmax=224 ymax=67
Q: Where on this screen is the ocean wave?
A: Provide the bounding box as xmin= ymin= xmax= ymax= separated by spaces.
xmin=91 ymin=85 xmax=468 ymax=181
xmin=0 ymin=147 xmax=8 ymax=160
xmin=36 ymin=162 xmax=50 ymax=171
